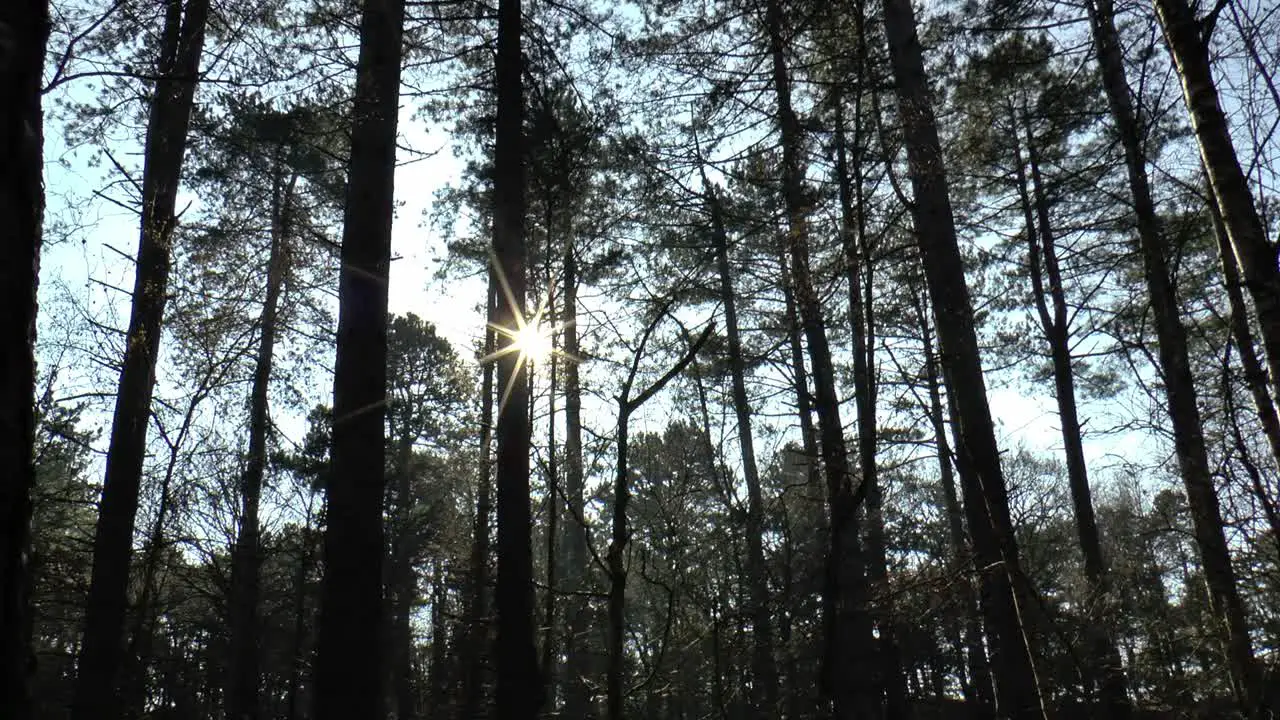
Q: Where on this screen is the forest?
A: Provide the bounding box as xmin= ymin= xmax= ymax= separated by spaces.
xmin=2 ymin=0 xmax=1279 ymax=717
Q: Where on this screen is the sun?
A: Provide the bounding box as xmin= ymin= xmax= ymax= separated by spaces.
xmin=512 ymin=321 xmax=553 ymax=365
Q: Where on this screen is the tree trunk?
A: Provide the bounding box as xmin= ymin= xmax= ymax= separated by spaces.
xmin=542 ymin=224 xmax=559 ymax=711
xmin=1153 ymin=0 xmax=1280 ymax=408
xmin=915 ymin=286 xmax=993 ymax=712
xmin=704 ymin=184 xmax=780 ymax=717
xmin=763 ymin=1 xmax=878 ymax=718
xmin=1206 ymin=175 xmax=1280 ymax=476
xmin=286 ymin=517 xmax=318 ymax=720
xmin=228 ymin=164 xmax=295 ymax=720
xmin=493 ymin=1 xmax=543 ymax=717
xmin=880 ymin=0 xmax=1047 ymax=716
xmin=460 ymin=276 xmax=497 ymax=720
xmin=0 ymin=2 xmax=48 ymax=716
xmin=1086 ymin=0 xmax=1264 ymax=714
xmin=390 ymin=435 xmax=417 ymax=720
xmin=561 ymin=236 xmax=590 ymax=720
xmin=313 ymin=0 xmax=404 ymax=715
xmin=833 ymin=70 xmax=909 ymax=720
xmin=71 ymin=2 xmax=210 ymax=716
xmin=1011 ymin=117 xmax=1132 ymax=719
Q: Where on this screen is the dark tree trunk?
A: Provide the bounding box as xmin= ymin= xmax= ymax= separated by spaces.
xmin=1011 ymin=118 xmax=1131 ymax=719
xmin=764 ymin=1 xmax=878 ymax=718
xmin=561 ymin=237 xmax=590 ymax=720
xmin=1206 ymin=176 xmax=1280 ymax=478
xmin=391 ymin=436 xmax=417 ymax=720
xmin=914 ymin=286 xmax=993 ymax=712
xmin=541 ymin=225 xmax=559 ymax=710
xmin=286 ymin=519 xmax=318 ymax=720
xmin=833 ymin=69 xmax=909 ymax=720
xmin=607 ymin=327 xmax=712 ymax=720
xmin=880 ymin=0 xmax=1047 ymax=716
xmin=313 ymin=0 xmax=404 ymax=715
xmin=1153 ymin=0 xmax=1280 ymax=409
xmin=228 ymin=165 xmax=295 ymax=720
xmin=0 ymin=2 xmax=48 ymax=717
xmin=460 ymin=276 xmax=497 ymax=720
xmin=71 ymin=2 xmax=210 ymax=716
xmin=704 ymin=183 xmax=781 ymax=717
xmin=493 ymin=1 xmax=543 ymax=717
xmin=1086 ymin=0 xmax=1263 ymax=714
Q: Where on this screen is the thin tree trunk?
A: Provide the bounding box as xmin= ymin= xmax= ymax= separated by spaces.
xmin=1206 ymin=176 xmax=1280 ymax=474
xmin=1086 ymin=0 xmax=1263 ymax=714
xmin=542 ymin=215 xmax=559 ymax=712
xmin=560 ymin=235 xmax=589 ymax=720
xmin=0 ymin=3 xmax=48 ymax=716
xmin=880 ymin=0 xmax=1046 ymax=716
xmin=833 ymin=70 xmax=909 ymax=720
xmin=71 ymin=2 xmax=210 ymax=716
xmin=607 ymin=327 xmax=712 ymax=720
xmin=703 ymin=182 xmax=781 ymax=717
xmin=460 ymin=276 xmax=498 ymax=720
xmin=313 ymin=0 xmax=404 ymax=715
xmin=286 ymin=514 xmax=318 ymax=720
xmin=391 ymin=435 xmax=417 ymax=720
xmin=915 ymin=286 xmax=993 ymax=712
xmin=228 ymin=164 xmax=295 ymax=720
xmin=493 ymin=1 xmax=543 ymax=717
xmin=1011 ymin=117 xmax=1132 ymax=719
xmin=764 ymin=2 xmax=878 ymax=718
xmin=1153 ymin=0 xmax=1280 ymax=408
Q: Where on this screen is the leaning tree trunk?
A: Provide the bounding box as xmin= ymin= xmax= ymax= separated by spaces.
xmin=704 ymin=183 xmax=781 ymax=717
xmin=71 ymin=2 xmax=210 ymax=717
xmin=313 ymin=0 xmax=404 ymax=716
xmin=764 ymin=1 xmax=878 ymax=717
xmin=1205 ymin=176 xmax=1280 ymax=478
xmin=227 ymin=163 xmax=295 ymax=720
xmin=1087 ymin=0 xmax=1264 ymax=714
xmin=493 ymin=0 xmax=543 ymax=717
xmin=915 ymin=288 xmax=993 ymax=711
xmin=1153 ymin=0 xmax=1280 ymax=410
xmin=0 ymin=3 xmax=48 ymax=717
xmin=880 ymin=0 xmax=1047 ymax=716
xmin=1012 ymin=115 xmax=1132 ymax=719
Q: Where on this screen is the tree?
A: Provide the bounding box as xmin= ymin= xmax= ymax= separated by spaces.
xmin=312 ymin=0 xmax=406 ymax=716
xmin=1084 ymin=0 xmax=1265 ymax=713
xmin=880 ymin=0 xmax=1047 ymax=715
xmin=71 ymin=2 xmax=211 ymax=715
xmin=1 ymin=1 xmax=49 ymax=716
xmin=492 ymin=0 xmax=543 ymax=717
xmin=1153 ymin=0 xmax=1280 ymax=411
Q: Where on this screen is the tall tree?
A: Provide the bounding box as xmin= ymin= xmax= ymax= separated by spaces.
xmin=1 ymin=2 xmax=49 ymax=717
xmin=1085 ymin=0 xmax=1264 ymax=713
xmin=71 ymin=2 xmax=211 ymax=716
xmin=1153 ymin=0 xmax=1280 ymax=409
xmin=879 ymin=0 xmax=1047 ymax=716
xmin=312 ymin=0 xmax=406 ymax=716
xmin=492 ymin=0 xmax=543 ymax=717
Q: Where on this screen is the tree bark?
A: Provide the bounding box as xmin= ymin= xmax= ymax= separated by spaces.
xmin=71 ymin=2 xmax=209 ymax=716
xmin=1086 ymin=0 xmax=1263 ymax=714
xmin=313 ymin=0 xmax=404 ymax=715
xmin=880 ymin=0 xmax=1047 ymax=716
xmin=704 ymin=183 xmax=780 ymax=717
xmin=1012 ymin=115 xmax=1131 ymax=719
xmin=1153 ymin=0 xmax=1280 ymax=408
xmin=493 ymin=1 xmax=543 ymax=717
xmin=0 ymin=2 xmax=48 ymax=717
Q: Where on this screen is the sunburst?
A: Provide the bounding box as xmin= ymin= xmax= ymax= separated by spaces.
xmin=482 ymin=249 xmax=582 ymax=415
